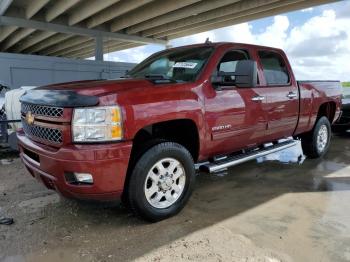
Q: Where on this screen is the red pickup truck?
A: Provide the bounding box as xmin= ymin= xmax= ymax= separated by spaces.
xmin=17 ymin=43 xmax=342 ymax=221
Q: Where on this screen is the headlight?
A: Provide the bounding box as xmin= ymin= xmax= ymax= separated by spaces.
xmin=72 ymin=106 xmax=123 ymax=142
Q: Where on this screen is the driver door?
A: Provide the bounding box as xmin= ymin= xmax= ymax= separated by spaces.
xmin=204 ymin=49 xmax=268 ymax=156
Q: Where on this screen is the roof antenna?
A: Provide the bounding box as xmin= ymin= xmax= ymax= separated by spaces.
xmin=205 ymin=37 xmax=211 ymax=44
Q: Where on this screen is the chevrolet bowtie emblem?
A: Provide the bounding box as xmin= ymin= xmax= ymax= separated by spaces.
xmin=25 ymin=111 xmax=35 ymax=125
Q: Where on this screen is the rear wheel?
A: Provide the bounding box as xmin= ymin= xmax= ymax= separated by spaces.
xmin=301 ymin=116 xmax=331 ymax=158
xmin=128 ymin=142 xmax=195 ymax=222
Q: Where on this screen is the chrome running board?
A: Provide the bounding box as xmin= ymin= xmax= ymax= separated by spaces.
xmin=199 ymin=140 xmax=298 ymax=173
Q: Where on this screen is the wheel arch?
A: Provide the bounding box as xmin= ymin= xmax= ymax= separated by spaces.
xmin=130 ymin=118 xmax=200 ymax=162
xmin=122 ymin=118 xmax=200 ymax=202
xmin=317 ymin=101 xmax=337 ymax=123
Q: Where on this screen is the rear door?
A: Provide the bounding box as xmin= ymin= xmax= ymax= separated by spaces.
xmin=204 ymin=49 xmax=268 ymax=156
xmin=257 ymin=50 xmax=299 ymax=140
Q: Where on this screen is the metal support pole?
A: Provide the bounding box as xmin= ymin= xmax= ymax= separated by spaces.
xmin=165 ymin=40 xmax=172 ymax=49
xmin=95 ymin=36 xmax=103 ymax=61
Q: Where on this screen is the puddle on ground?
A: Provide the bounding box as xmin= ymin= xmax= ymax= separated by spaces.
xmin=257 ymin=140 xmax=305 ymax=165
xmin=0 ymin=158 xmax=14 ymax=165
xmin=208 ymin=140 xmax=306 ymax=178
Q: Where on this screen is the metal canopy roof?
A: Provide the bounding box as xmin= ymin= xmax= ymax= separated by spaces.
xmin=0 ymin=0 xmax=339 ymax=60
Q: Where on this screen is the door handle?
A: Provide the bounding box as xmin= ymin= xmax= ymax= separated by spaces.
xmin=286 ymin=92 xmax=297 ymax=99
xmin=251 ymin=95 xmax=265 ymax=102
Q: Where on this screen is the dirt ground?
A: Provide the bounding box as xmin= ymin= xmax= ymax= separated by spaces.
xmin=1 ymin=133 xmax=350 ymax=262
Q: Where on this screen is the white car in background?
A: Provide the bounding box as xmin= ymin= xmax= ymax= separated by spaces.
xmin=1 ymin=86 xmax=36 ymax=149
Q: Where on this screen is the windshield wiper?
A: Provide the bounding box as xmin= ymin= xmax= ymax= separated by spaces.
xmin=119 ymin=75 xmax=131 ymax=79
xmin=144 ymin=74 xmax=177 ymax=83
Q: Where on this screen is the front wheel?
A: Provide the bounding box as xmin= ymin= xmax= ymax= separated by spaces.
xmin=128 ymin=142 xmax=195 ymax=222
xmin=301 ymin=116 xmax=331 ymax=158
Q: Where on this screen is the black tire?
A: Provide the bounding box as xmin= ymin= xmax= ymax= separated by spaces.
xmin=128 ymin=142 xmax=195 ymax=222
xmin=301 ymin=116 xmax=331 ymax=159
xmin=121 ymin=138 xmax=167 ymax=208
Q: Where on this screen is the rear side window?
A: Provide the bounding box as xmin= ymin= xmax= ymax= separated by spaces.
xmin=258 ymin=51 xmax=289 ymax=85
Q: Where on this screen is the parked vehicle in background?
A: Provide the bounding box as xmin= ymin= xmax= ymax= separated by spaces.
xmin=0 ymin=85 xmax=36 ymax=149
xmin=333 ymin=88 xmax=350 ymax=132
xmin=17 ymin=42 xmax=342 ymax=221
xmin=0 ymin=83 xmax=11 ymax=146
xmin=0 ymin=84 xmax=7 ymax=145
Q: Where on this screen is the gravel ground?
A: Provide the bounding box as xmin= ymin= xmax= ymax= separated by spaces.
xmin=1 ymin=133 xmax=350 ymax=262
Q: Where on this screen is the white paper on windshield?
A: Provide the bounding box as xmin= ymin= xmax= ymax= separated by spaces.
xmin=173 ymin=62 xmax=198 ymax=69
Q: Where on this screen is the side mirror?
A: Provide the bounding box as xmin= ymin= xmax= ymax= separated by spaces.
xmin=235 ymin=60 xmax=257 ymax=88
xmin=210 ymin=75 xmax=224 ymax=85
xmin=211 ymin=60 xmax=258 ymax=88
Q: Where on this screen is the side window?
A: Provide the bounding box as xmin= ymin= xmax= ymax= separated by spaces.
xmin=217 ymin=50 xmax=249 ymax=84
xmin=258 ymin=51 xmax=290 ymax=85
xmin=218 ymin=50 xmax=248 ymax=73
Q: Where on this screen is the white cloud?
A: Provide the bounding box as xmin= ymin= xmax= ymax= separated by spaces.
xmin=169 ymin=9 xmax=350 ymax=81
xmin=253 ymin=15 xmax=290 ymax=48
xmin=104 ymin=46 xmax=153 ymax=63
xmin=285 ymin=9 xmax=350 ymax=81
xmin=301 ymin=7 xmax=314 ymax=12
xmin=169 ymin=15 xmax=290 ymax=48
xmin=106 ymin=3 xmax=350 ymax=81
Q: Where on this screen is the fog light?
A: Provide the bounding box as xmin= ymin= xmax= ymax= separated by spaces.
xmin=74 ymin=173 xmax=93 ymax=184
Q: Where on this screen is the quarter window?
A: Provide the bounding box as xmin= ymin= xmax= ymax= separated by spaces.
xmin=258 ymin=51 xmax=289 ymax=85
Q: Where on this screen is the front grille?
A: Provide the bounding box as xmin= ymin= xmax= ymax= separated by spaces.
xmin=22 ymin=120 xmax=63 ymax=144
xmin=21 ymin=103 xmax=64 ymax=118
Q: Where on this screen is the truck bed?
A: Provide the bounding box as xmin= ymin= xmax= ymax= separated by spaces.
xmin=297 ymin=80 xmax=342 ymax=105
xmin=295 ymin=80 xmax=342 ymax=135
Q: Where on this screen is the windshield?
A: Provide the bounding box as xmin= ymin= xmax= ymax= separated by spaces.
xmin=128 ymin=46 xmax=214 ymax=83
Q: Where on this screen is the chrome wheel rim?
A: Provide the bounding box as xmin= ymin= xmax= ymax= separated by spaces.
xmin=317 ymin=124 xmax=328 ymax=153
xmin=144 ymin=158 xmax=186 ymax=209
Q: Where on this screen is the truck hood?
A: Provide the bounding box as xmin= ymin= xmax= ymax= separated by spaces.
xmin=38 ymin=79 xmax=157 ymax=97
xmin=22 ymin=78 xmax=193 ymax=108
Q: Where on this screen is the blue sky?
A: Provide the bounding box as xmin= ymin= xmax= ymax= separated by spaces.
xmin=104 ymin=1 xmax=350 ymax=81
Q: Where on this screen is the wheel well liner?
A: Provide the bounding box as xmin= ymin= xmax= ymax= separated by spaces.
xmin=317 ymin=102 xmax=336 ymax=123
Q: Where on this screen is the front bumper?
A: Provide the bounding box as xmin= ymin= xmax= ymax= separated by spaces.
xmin=17 ymin=130 xmax=132 ymax=201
